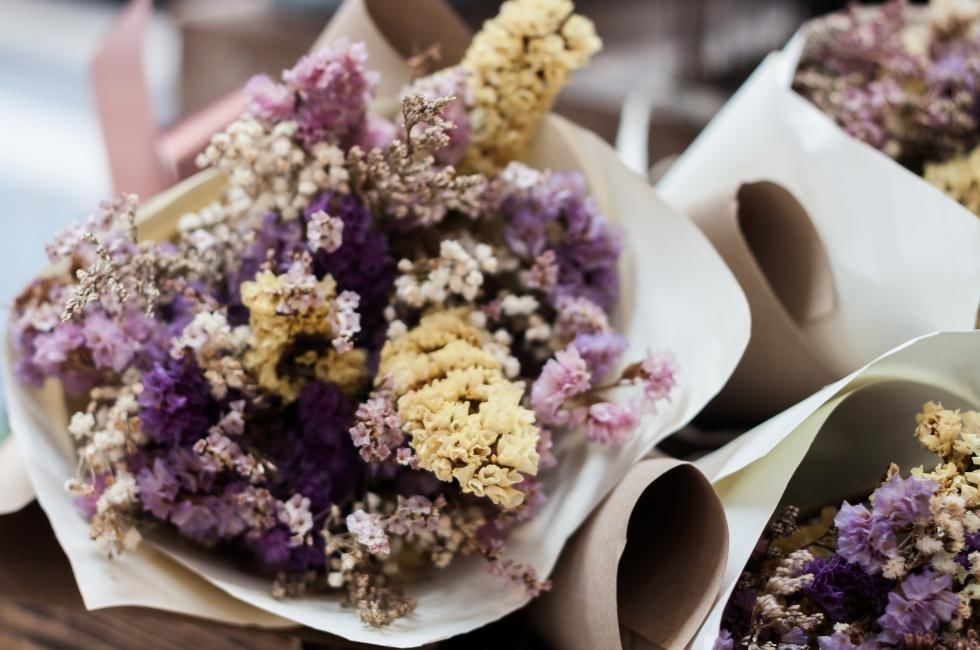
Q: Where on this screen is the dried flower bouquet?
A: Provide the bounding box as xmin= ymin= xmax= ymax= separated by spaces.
xmin=794 ymin=0 xmax=980 ymax=216
xmin=11 ymin=0 xmax=684 ymax=629
xmin=717 ymin=402 xmax=980 ymax=649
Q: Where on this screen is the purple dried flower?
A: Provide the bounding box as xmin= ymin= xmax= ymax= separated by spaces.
xmin=871 ymin=474 xmax=938 ymax=525
xmin=169 ymin=499 xmax=221 ymax=546
xmin=248 ymin=526 xmax=292 ymax=572
xmin=83 ymin=312 xmax=138 ymax=372
xmin=585 ymin=400 xmax=640 ymax=446
xmin=347 ymin=509 xmax=389 ymax=555
xmin=496 ymin=164 xmax=623 ymax=310
xmin=386 ymin=495 xmax=440 ymax=535
xmin=247 ymin=40 xmax=379 ymax=145
xmin=244 ymin=74 xmax=293 ymax=122
xmin=349 ymin=378 xmax=404 ymax=463
xmin=956 ymin=531 xmax=980 ymax=569
xmin=138 ymin=356 xmax=220 ymax=445
xmin=572 ymin=331 xmax=627 ymax=379
xmin=876 ymin=570 xmax=959 ymax=644
xmin=640 ymin=349 xmax=678 ymax=401
xmin=803 ymin=554 xmax=894 ymax=621
xmin=30 ymin=322 xmax=85 ymax=371
xmin=136 ymin=458 xmax=180 ymax=519
xmin=280 ymin=381 xmax=364 ymax=513
xmin=530 ymin=344 xmax=591 ymax=425
xmin=834 ymin=501 xmax=897 ymax=573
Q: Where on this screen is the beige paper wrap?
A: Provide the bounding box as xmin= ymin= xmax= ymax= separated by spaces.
xmin=2 ymin=0 xmax=751 ymax=644
xmin=534 ymin=458 xmax=728 ymax=650
xmin=690 ymin=330 xmax=980 ymax=649
xmin=686 ymin=181 xmax=838 ymax=425
xmin=651 ymin=27 xmax=980 ymax=427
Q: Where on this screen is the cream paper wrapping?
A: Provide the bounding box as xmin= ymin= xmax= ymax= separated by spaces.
xmin=651 ymin=26 xmax=980 ymax=423
xmin=0 ymin=3 xmax=751 ymax=643
xmin=689 ymin=330 xmax=980 ymax=649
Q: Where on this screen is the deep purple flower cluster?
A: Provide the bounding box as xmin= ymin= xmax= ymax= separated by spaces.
xmin=499 ymin=167 xmax=623 ymax=311
xmin=138 ymin=356 xmax=221 ymax=445
xmin=803 ymin=554 xmax=893 ymax=621
xmin=306 ymin=193 xmax=396 ymax=348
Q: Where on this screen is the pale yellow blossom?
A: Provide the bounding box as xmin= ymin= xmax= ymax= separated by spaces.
xmin=379 ymin=309 xmax=540 ymax=508
xmin=460 ymin=0 xmax=601 ymax=173
xmin=241 ymin=269 xmax=366 ymax=401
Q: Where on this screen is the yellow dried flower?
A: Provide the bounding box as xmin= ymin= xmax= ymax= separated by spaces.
xmin=379 ymin=309 xmax=540 ymax=508
xmin=924 ymin=146 xmax=980 ymax=217
xmin=241 ymin=269 xmax=366 ymax=401
xmin=915 ymin=401 xmax=965 ymax=461
xmin=460 ymin=0 xmax=601 ymax=173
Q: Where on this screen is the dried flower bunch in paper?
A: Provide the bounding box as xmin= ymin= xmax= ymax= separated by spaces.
xmin=12 ymin=0 xmax=674 ymax=627
xmin=717 ymin=402 xmax=980 ymax=648
xmin=793 ymin=0 xmax=980 ymax=216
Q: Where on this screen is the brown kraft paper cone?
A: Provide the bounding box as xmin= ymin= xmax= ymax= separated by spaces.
xmin=533 ymin=458 xmax=729 ymax=650
xmin=686 ymin=181 xmax=839 ymax=427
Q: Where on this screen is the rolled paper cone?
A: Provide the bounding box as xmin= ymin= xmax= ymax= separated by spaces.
xmin=533 ymin=458 xmax=729 ymax=650
xmin=685 ymin=180 xmax=838 ymax=426
xmin=778 ymin=379 xmax=969 ymax=512
xmin=92 ymin=0 xmax=471 ymax=198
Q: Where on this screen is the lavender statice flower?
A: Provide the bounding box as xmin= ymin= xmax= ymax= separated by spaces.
xmin=246 ymin=40 xmax=379 ymax=145
xmin=495 ymin=163 xmax=623 ymax=310
xmin=386 ymin=495 xmax=441 ymax=535
xmin=347 ymin=509 xmax=390 ymax=555
xmin=349 ymin=378 xmax=404 ymax=462
xmin=82 ymin=312 xmax=138 ymax=372
xmin=530 ymin=344 xmax=591 ymax=425
xmin=585 ymin=400 xmax=640 ymax=446
xmin=572 ymin=331 xmax=628 ymax=379
xmin=228 ymin=212 xmax=305 ymax=316
xmin=138 ymin=356 xmax=220 ymax=445
xmin=834 ymin=501 xmax=898 ymax=574
xmin=871 ymin=474 xmax=938 ymax=525
xmin=640 ymin=349 xmax=678 ymax=401
xmin=803 ymin=554 xmax=894 ymax=622
xmin=876 ymin=570 xmax=960 ymax=644
xmin=136 ymin=458 xmax=180 ymax=519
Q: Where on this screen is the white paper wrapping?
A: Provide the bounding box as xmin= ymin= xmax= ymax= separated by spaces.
xmin=656 ymin=39 xmax=980 ymax=378
xmin=690 ymin=330 xmax=980 ymax=649
xmin=2 ymin=110 xmax=750 ymax=645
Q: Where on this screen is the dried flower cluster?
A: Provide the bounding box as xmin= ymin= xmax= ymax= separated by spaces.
xmin=460 ymin=0 xmax=601 ymax=173
xmin=794 ymin=0 xmax=980 ymax=216
xmin=718 ymin=402 xmax=980 ymax=648
xmin=14 ymin=0 xmax=673 ymax=628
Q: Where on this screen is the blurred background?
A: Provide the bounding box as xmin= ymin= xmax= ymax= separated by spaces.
xmin=0 ymin=0 xmax=857 ymax=646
